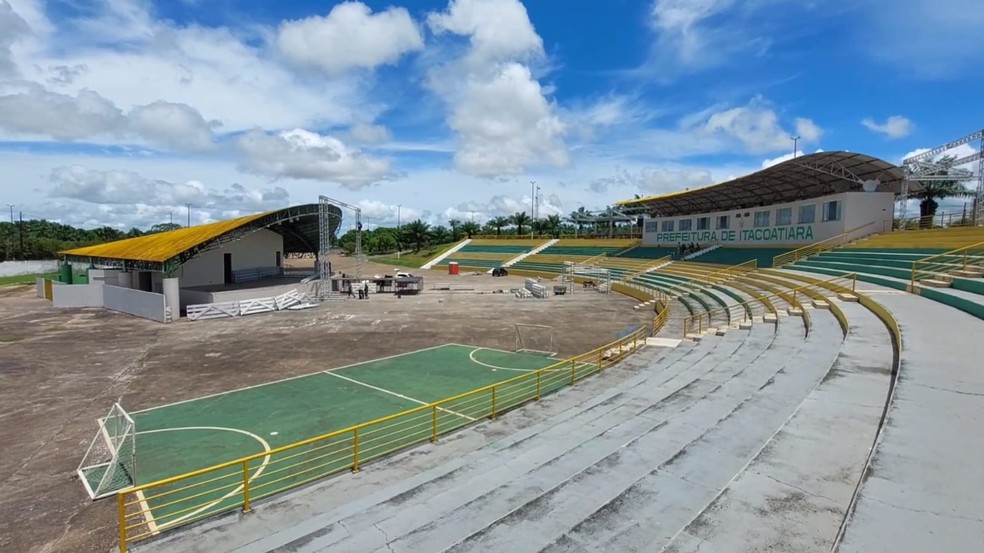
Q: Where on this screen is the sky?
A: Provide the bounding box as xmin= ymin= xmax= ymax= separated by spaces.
xmin=0 ymin=0 xmax=981 ymax=231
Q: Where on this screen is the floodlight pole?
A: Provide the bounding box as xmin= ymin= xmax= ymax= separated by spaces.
xmin=791 ymin=136 xmax=800 ymax=158
xmin=397 ymin=204 xmax=402 ymax=259
xmin=185 ymin=203 xmax=192 ymax=227
xmin=5 ymin=204 xmax=13 ymax=224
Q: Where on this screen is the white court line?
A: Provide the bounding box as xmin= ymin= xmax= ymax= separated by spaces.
xmin=468 ymin=348 xmax=542 ymax=372
xmin=324 ymin=372 xmax=477 ymax=422
xmin=134 ymin=343 xmax=457 ymax=414
xmin=447 ymin=342 xmax=563 ymax=361
xmin=134 ymin=426 xmax=271 ymax=532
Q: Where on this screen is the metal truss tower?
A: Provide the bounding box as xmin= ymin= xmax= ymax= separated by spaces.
xmin=898 ymin=129 xmax=984 ymax=226
xmin=318 ymin=196 xmax=364 ymax=298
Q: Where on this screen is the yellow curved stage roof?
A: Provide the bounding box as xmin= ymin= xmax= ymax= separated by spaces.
xmin=61 ymin=211 xmax=272 ymax=263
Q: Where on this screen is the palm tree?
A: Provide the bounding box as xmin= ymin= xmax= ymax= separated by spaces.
xmin=490 ymin=216 xmax=509 ymax=236
xmin=914 ymin=156 xmax=974 ymax=228
xmin=448 ymin=218 xmax=462 ymax=240
xmin=511 ymin=212 xmax=532 ymax=236
xmin=402 ymin=219 xmax=431 ymax=252
xmin=429 ymin=225 xmax=451 ymax=244
xmin=531 ymin=218 xmax=548 ymax=236
xmin=545 ymin=214 xmax=562 ymax=237
xmin=460 ymin=221 xmax=481 ymax=238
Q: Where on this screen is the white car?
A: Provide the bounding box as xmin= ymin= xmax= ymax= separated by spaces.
xmin=395 ymin=271 xmax=414 ymax=278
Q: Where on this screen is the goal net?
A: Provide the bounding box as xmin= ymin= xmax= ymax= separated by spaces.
xmin=77 ymin=403 xmax=136 ymax=499
xmin=515 ymin=323 xmax=557 ymax=355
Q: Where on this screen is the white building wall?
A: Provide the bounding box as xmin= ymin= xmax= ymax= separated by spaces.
xmin=179 ymin=229 xmax=284 ymax=287
xmin=641 ymin=191 xmax=894 ymax=248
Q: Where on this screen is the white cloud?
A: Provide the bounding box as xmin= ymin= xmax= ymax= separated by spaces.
xmin=0 ymin=83 xmax=217 ymax=150
xmin=761 ymin=148 xmax=825 ymax=169
xmin=48 ymin=165 xmax=290 ymax=211
xmin=591 ymin=166 xmax=715 ymax=195
xmin=277 ymin=2 xmax=423 ymax=75
xmin=0 ymin=0 xmax=29 ymax=76
xmin=236 ymin=128 xmax=393 ymax=189
xmin=425 ymin=0 xmax=568 ymax=178
xmin=697 ymin=97 xmax=822 ymax=154
xmin=862 ymin=115 xmax=914 ymax=139
xmin=6 ymin=1 xmax=368 ymax=133
xmin=348 ymin=122 xmax=392 ymax=144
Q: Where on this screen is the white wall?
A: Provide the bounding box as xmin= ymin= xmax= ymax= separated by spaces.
xmin=52 ymin=283 xmax=104 ymax=308
xmin=0 ymin=260 xmax=58 ymax=277
xmin=641 ymin=191 xmax=894 ymax=247
xmin=179 ymin=229 xmax=284 ymax=287
xmin=103 ymin=285 xmax=168 ymax=323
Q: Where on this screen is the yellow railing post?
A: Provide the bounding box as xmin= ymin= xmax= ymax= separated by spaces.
xmin=352 ymin=428 xmax=360 ymax=472
xmin=852 ymin=273 xmax=857 ymax=293
xmin=491 ymin=387 xmax=497 ymax=420
xmin=118 ymin=493 xmax=128 ymax=553
xmin=571 ymin=358 xmax=577 ymax=385
xmin=242 ymin=459 xmax=251 ymax=512
xmin=536 ymin=370 xmax=542 ymax=400
xmin=597 ymin=349 xmax=603 ymax=369
xmin=431 ymin=405 xmax=438 ymax=442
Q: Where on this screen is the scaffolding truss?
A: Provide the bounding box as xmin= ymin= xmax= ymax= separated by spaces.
xmin=899 ymin=129 xmax=984 ymax=226
xmin=318 ymin=196 xmax=363 ymax=298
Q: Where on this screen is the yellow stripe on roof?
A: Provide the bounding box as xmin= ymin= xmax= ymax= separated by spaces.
xmin=60 ymin=211 xmax=273 ymax=263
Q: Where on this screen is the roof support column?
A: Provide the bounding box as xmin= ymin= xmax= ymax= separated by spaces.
xmin=162 ymin=277 xmax=180 ymax=319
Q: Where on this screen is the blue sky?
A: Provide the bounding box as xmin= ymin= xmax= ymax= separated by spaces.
xmin=0 ymin=0 xmax=980 ymax=230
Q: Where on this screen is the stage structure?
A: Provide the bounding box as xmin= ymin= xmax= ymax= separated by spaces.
xmin=898 ymin=129 xmax=984 ymax=226
xmin=318 ymin=196 xmax=364 ymax=299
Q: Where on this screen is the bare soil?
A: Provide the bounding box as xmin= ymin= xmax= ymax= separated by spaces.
xmin=0 ymin=260 xmax=651 ymax=553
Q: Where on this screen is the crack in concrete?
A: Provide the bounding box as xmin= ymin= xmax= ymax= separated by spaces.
xmin=865 ymin=496 xmax=984 ymax=524
xmin=373 ymin=522 xmax=397 ymax=553
xmin=750 ymin=470 xmax=840 ymax=506
xmin=907 ymin=381 xmax=984 ymax=398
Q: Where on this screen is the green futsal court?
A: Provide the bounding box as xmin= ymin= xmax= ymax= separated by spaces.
xmin=94 ymin=342 xmax=607 ymax=540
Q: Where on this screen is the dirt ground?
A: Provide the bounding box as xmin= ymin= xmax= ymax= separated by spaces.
xmin=0 ymin=260 xmax=651 ymax=553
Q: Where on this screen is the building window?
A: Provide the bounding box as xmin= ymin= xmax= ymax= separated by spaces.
xmin=717 ymin=215 xmax=729 ymax=230
xmin=753 ymin=210 xmax=771 ymax=228
xmin=822 ymin=200 xmax=841 ymax=222
xmin=697 ymin=217 xmax=710 ymax=230
xmin=661 ymin=220 xmax=675 ymax=232
xmin=679 ymin=219 xmax=693 ymax=231
xmin=644 ymin=221 xmax=658 ymax=233
xmin=776 ymin=207 xmax=792 ymax=226
xmin=798 ymin=204 xmax=816 ymax=224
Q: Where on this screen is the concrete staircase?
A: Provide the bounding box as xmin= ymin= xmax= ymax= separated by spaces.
xmin=497 ymin=238 xmax=558 ymax=270
xmin=420 ymin=239 xmax=471 ymax=270
xmin=682 ymin=244 xmax=720 ymax=260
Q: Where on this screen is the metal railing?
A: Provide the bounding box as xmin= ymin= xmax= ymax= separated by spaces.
xmin=772 ymin=221 xmax=879 ymax=267
xmin=617 ymin=255 xmax=673 ymax=283
xmin=115 ymin=327 xmax=649 ymax=552
xmin=652 ymin=301 xmax=671 ymax=336
xmin=682 ymin=273 xmax=857 ymax=336
xmin=911 ymin=241 xmax=984 ymax=288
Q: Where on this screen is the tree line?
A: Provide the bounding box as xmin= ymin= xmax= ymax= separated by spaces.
xmin=0 ymin=220 xmax=182 ymax=261
xmin=337 ymin=211 xmax=641 ymax=255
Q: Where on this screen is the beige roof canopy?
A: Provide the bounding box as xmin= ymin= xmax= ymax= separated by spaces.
xmin=615 ymin=152 xmax=912 ymax=217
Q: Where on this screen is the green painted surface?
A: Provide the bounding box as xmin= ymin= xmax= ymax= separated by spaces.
xmin=126 ymin=344 xmax=565 ymax=530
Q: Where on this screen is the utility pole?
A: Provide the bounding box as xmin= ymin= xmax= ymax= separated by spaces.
xmin=18 ymin=211 xmax=24 ymax=259
xmin=529 ymin=181 xmax=536 ymax=220
xmin=169 ymin=210 xmax=174 ymax=226
xmin=791 ymin=136 xmax=801 ymax=158
xmin=397 ymin=204 xmax=402 ymax=259
xmin=5 ymin=204 xmax=13 ymax=224
xmin=185 ymin=203 xmax=192 ymax=227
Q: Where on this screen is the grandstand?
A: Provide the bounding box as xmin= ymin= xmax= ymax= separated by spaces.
xmin=435 ymin=238 xmax=547 ymax=271
xmin=510 ymin=238 xmax=638 ymax=275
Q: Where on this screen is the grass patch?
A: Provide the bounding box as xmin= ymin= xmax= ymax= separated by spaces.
xmin=371 ymin=241 xmax=462 ymax=269
xmin=0 ymin=272 xmax=57 ymax=287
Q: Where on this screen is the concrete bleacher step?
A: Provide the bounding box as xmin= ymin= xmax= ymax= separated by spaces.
xmin=236 ymin=328 xmax=779 ymax=553
xmin=919 ymin=278 xmax=952 ymax=288
xmin=951 ymin=269 xmax=984 ymax=278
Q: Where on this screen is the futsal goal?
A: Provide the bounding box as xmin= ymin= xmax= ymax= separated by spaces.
xmin=515 ymin=323 xmax=557 ymax=355
xmin=77 ymin=403 xmax=136 ymax=499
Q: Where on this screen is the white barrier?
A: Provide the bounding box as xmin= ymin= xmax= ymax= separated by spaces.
xmin=187 ymin=288 xmax=317 ymax=321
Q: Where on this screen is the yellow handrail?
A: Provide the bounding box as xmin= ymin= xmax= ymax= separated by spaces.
xmin=772 ymin=221 xmax=878 ymax=267
xmin=682 ymin=273 xmax=857 ymax=336
xmin=692 ymin=259 xmax=758 ymax=284
xmin=652 ymin=301 xmax=671 ymax=336
xmin=910 ymin=240 xmax=984 ymax=288
xmin=619 ymin=255 xmax=672 ymax=282
xmin=115 ymin=327 xmax=650 ymax=552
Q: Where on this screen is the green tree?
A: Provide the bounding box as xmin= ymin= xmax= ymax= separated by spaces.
xmin=511 ymin=212 xmax=531 ymax=236
xmin=402 ymin=219 xmax=431 ymax=252
xmin=489 ymin=216 xmax=509 ymax=236
xmin=148 ymin=222 xmax=182 ymax=234
xmin=914 ymin=155 xmax=974 ymax=228
xmin=448 ymin=218 xmax=463 ymax=241
xmin=460 ymin=221 xmax=481 ymax=238
xmin=545 ymin=214 xmax=562 ymax=237
xmin=429 ymin=225 xmax=451 ymax=244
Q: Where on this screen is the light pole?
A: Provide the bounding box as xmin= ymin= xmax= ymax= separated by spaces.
xmin=169 ymin=210 xmax=173 ymax=226
xmin=791 ymin=136 xmax=801 ymax=158
xmin=5 ymin=204 xmax=13 ymax=224
xmin=397 ymin=204 xmax=402 ymax=259
xmin=529 ymin=181 xmax=536 ymax=220
xmin=185 ymin=203 xmax=192 ymax=227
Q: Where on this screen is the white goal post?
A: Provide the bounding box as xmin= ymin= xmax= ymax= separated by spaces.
xmin=77 ymin=403 xmax=136 ymax=499
xmin=515 ymin=323 xmax=557 ymax=355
